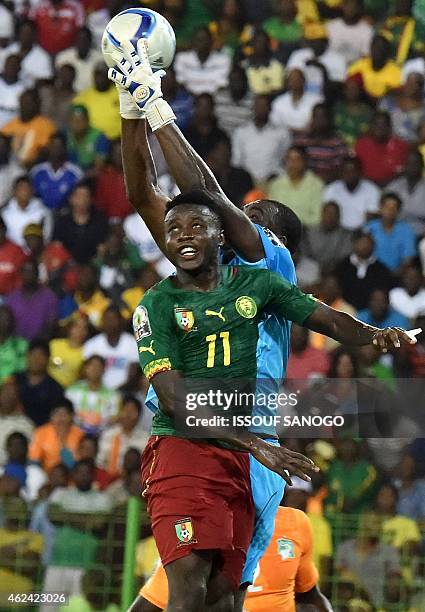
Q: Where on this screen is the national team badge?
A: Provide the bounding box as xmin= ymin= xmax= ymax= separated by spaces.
xmin=175 ymin=518 xmax=197 ymax=546
xmin=277 ymin=538 xmax=295 ymax=560
xmin=235 ymin=296 xmax=257 ymax=319
xmin=174 ymin=308 xmax=195 ymax=331
xmin=133 ymin=306 xmax=151 ymax=341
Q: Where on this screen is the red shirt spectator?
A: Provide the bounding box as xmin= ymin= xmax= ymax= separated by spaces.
xmin=94 ymin=140 xmax=133 ymax=219
xmin=30 ymin=0 xmax=85 ymax=55
xmin=0 ymin=217 xmax=26 ymax=295
xmin=286 ymin=325 xmax=330 ymax=385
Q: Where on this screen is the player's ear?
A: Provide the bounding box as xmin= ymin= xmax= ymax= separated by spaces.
xmin=281 ymin=234 xmax=288 ymax=247
xmin=218 ymin=230 xmax=225 ymax=246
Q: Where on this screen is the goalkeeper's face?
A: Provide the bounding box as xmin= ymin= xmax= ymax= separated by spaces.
xmin=165 ymin=204 xmax=223 ymax=272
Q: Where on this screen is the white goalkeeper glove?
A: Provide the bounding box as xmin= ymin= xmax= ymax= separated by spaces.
xmin=108 ymin=39 xmax=176 ymax=131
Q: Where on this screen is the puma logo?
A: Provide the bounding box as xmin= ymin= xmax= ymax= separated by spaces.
xmin=205 ymin=307 xmax=225 ymax=322
xmin=139 ymin=340 xmax=155 ymax=355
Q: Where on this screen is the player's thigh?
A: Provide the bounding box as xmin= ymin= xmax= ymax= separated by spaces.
xmin=165 ymin=551 xmax=214 ymax=607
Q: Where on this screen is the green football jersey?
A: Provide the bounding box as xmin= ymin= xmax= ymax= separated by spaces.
xmin=133 ymin=266 xmax=318 ymax=436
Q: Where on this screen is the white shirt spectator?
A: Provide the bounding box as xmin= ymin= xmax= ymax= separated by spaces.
xmin=0 ymin=161 xmax=24 ymax=207
xmin=0 ymin=78 xmax=25 ymax=128
xmin=83 ymin=332 xmax=139 ymax=390
xmin=1 ymin=196 xmax=53 ymax=247
xmin=49 ymin=485 xmax=113 ymax=513
xmin=214 ymin=88 xmax=253 ymax=136
xmin=55 ymin=47 xmax=103 ymax=93
xmin=0 ymin=6 xmax=14 ymax=45
xmin=402 ymin=57 xmax=425 ymax=82
xmin=174 ymin=50 xmax=231 ymax=96
xmin=387 ymin=175 xmax=425 ymax=236
xmin=323 ymin=179 xmax=380 ymax=230
xmin=123 ymin=212 xmax=175 ymax=279
xmin=0 ymin=43 xmax=52 ymax=85
xmin=326 ymin=18 xmax=373 ymax=65
xmin=0 ymin=414 xmax=34 ymax=466
xmin=232 ymin=121 xmax=291 ymax=183
xmin=389 ymin=287 xmax=425 ymax=320
xmin=98 ymin=423 xmax=149 ymax=474
xmin=270 ymin=91 xmax=323 ymax=131
xmin=87 ymin=8 xmax=110 ymax=50
xmin=287 ymin=47 xmax=346 ymax=95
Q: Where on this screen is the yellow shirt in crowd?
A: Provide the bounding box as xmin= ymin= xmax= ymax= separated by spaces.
xmin=74 ymin=86 xmax=120 ymax=140
xmin=348 ymin=57 xmax=402 ymax=98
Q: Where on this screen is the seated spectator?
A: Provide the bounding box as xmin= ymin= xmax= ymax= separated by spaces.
xmin=123 ymin=212 xmax=174 ymax=279
xmin=286 ymin=324 xmax=330 ymax=382
xmin=380 ymin=72 xmax=425 ymax=143
xmin=270 ymin=68 xmax=323 ymax=133
xmin=324 ymin=156 xmax=380 ymax=231
xmin=69 ymin=264 xmax=110 ymax=329
xmin=0 ymin=305 xmax=27 ymax=384
xmin=23 ymin=223 xmax=72 ymax=292
xmin=334 ymin=76 xmax=374 ymax=147
xmin=0 ymin=55 xmax=25 ymax=129
xmin=86 ymin=0 xmax=117 ymax=49
xmin=183 ymin=93 xmax=227 ymax=161
xmin=174 ymin=27 xmax=231 ymax=96
xmin=388 ymin=149 xmax=425 ymax=236
xmin=157 ymin=66 xmax=194 ymax=132
xmin=1 ymin=89 xmax=56 ymax=167
xmin=355 ymin=111 xmax=411 ymax=186
xmin=55 ymin=26 xmax=103 ymax=93
xmin=94 ymin=140 xmax=133 ymax=220
xmin=382 ymin=0 xmax=424 ymax=64
xmin=83 ymin=306 xmax=139 ymax=390
xmin=30 ymin=134 xmax=83 ymax=211
xmin=0 ymin=379 xmax=33 ymax=467
xmin=214 ymin=65 xmax=253 ymax=136
xmin=374 ymin=483 xmax=421 ymax=553
xmin=302 ymin=201 xmax=353 ymax=273
xmin=16 ymin=340 xmax=64 ymax=426
xmin=0 ymin=19 xmax=52 ymax=85
xmin=5 ymin=260 xmax=59 ymax=343
xmin=66 ymin=105 xmax=110 ymax=172
xmin=348 ymin=34 xmax=402 ymax=99
xmin=390 ymin=265 xmax=425 ymax=322
xmin=294 ymin=103 xmax=348 ymax=183
xmin=1 ymin=432 xmax=47 ymax=502
xmin=208 ymin=0 xmax=250 ymax=55
xmin=336 ymin=232 xmax=394 ymax=310
xmin=0 ymin=134 xmax=23 ymax=207
xmin=120 ymin=266 xmax=161 ymax=315
xmin=241 ymin=29 xmax=285 ymax=95
xmin=29 ymin=399 xmax=84 ymax=472
xmin=29 ymin=0 xmax=85 ymax=55
xmin=394 ymin=454 xmax=425 ymax=521
xmin=357 ymin=288 xmax=409 ymax=329
xmin=0 ymin=3 xmax=13 ymax=48
xmin=49 ymin=314 xmax=89 ymax=389
xmin=76 ymin=434 xmax=118 ymax=491
xmin=206 ymin=138 xmax=253 ymax=207
xmin=66 ymin=355 xmax=120 ymax=436
xmin=74 ymin=62 xmax=120 ymax=141
xmin=401 ymin=314 xmax=425 ymax=377
xmin=232 ymin=94 xmax=291 ymax=183
xmin=326 ymin=0 xmax=373 ymax=65
xmin=105 ymin=447 xmax=142 ymax=506
xmin=0 ymin=216 xmax=26 ymax=296
xmin=267 ymin=146 xmax=324 ymax=226
xmin=54 ymin=182 xmax=109 ymax=264
xmin=98 ymin=396 xmax=149 ymax=477
xmin=365 ymin=192 xmax=416 ymax=274
xmin=1 ymin=176 xmax=52 ymax=248
xmin=262 ymin=0 xmax=303 ymax=51
xmin=39 ymin=64 xmax=76 ymax=131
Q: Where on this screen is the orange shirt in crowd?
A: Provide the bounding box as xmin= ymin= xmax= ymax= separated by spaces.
xmin=1 ymin=116 xmax=56 ymax=165
xmin=28 ymin=422 xmax=84 ymax=473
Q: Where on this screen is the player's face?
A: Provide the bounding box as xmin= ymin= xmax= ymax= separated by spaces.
xmin=165 ymin=204 xmax=222 ymax=272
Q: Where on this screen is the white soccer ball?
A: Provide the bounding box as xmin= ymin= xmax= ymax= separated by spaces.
xmin=101 ymin=8 xmax=176 ymax=71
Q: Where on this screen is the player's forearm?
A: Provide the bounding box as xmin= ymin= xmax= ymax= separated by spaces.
xmin=305 ymin=303 xmax=379 ymax=346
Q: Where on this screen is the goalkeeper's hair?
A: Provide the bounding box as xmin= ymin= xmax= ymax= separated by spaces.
xmin=250 ymin=199 xmax=302 ymax=254
xmin=165 ymin=189 xmax=222 ymax=228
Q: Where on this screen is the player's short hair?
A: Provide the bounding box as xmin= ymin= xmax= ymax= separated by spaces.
xmin=256 ymin=199 xmax=303 ymax=254
xmin=165 ymin=189 xmax=223 ymax=228
xmin=380 ymin=191 xmax=403 ymax=210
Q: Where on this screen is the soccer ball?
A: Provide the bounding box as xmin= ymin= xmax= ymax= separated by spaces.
xmin=101 ymin=8 xmax=176 ymax=72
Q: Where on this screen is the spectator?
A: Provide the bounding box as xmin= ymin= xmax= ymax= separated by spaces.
xmin=0 ymin=379 xmax=33 ymax=467
xmin=39 ymin=64 xmax=76 ymax=131
xmin=286 ymin=324 xmax=330 ymax=381
xmin=348 ymin=34 xmax=402 ymax=99
xmin=94 ymin=140 xmax=133 ymax=220
xmin=66 ymin=105 xmax=110 ymax=172
xmin=15 ymin=340 xmax=64 ymax=426
xmin=233 ymin=94 xmax=291 ymax=184
xmin=104 ymin=447 xmax=142 ymax=505
xmin=374 ymin=483 xmax=421 ymax=553
xmin=382 ymin=0 xmax=424 ymax=63
xmin=30 ymin=134 xmax=83 ymax=211
xmin=323 ymin=156 xmax=380 ymax=230
xmin=270 ymin=68 xmax=323 ymax=133
xmin=0 ymin=215 xmax=26 ymax=296
xmin=357 ymin=288 xmax=409 ymax=329
xmin=388 ymin=149 xmax=425 ymax=236
xmin=336 ymin=232 xmax=394 ymax=310
xmin=23 ymin=223 xmax=72 ymax=291
xmin=183 ymin=93 xmax=227 ymax=161
xmin=66 ymin=355 xmax=120 ymax=436
xmin=380 ymin=72 xmax=425 ymax=143
xmin=1 ymin=432 xmax=47 ymax=502
xmin=214 ymin=65 xmax=253 ymax=136
xmin=400 ymin=314 xmax=425 ymax=377
xmin=83 ymin=306 xmax=139 ymax=390
xmin=262 ymin=0 xmax=303 ymax=49
xmin=326 ymin=0 xmax=373 ymax=65
xmin=0 ymin=55 xmax=25 ymax=129
xmin=48 ymin=314 xmax=89 ymax=389
xmin=0 ymin=134 xmax=23 ymax=207
xmin=76 ymin=434 xmax=117 ymax=491
xmin=29 ymin=398 xmax=83 ymax=472
xmin=394 ymin=453 xmax=425 ymax=521
xmin=241 ymin=29 xmax=285 ymax=95
xmin=0 ymin=3 xmax=13 ymax=48
xmin=355 ymin=111 xmax=411 ymax=186
xmin=365 ymin=192 xmax=416 ymax=274
xmin=121 ymin=266 xmax=161 ymax=315
xmin=333 ymin=76 xmax=374 ymax=147
xmin=174 ymin=27 xmax=231 ymax=96
xmin=123 ymin=212 xmax=174 ymax=279
xmin=206 ymin=138 xmax=253 ymax=206
xmin=159 ymin=67 xmax=194 ymax=132
xmin=98 ymin=396 xmax=149 ymax=477
xmin=86 ymin=0 xmax=120 ymax=49
xmin=0 ymin=20 xmax=52 ymax=85
xmin=268 ymin=146 xmax=324 ymax=226
xmin=0 ymin=305 xmax=28 ymax=384
xmin=30 ymin=0 xmax=85 ymax=55
xmin=302 ymin=201 xmax=353 ymax=273
xmin=208 ymin=0 xmax=249 ymax=54
xmin=73 ymin=63 xmax=120 ymax=140
xmin=65 ymin=263 xmax=109 ymax=330
xmin=1 ymin=89 xmax=56 ymax=167
xmin=390 ymin=265 xmax=425 ymax=321
xmin=53 ymin=182 xmax=109 ymax=264
xmin=55 ymin=26 xmax=103 ymax=93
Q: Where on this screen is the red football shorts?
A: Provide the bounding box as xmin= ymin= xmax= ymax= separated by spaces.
xmin=141 ymin=435 xmax=255 ymax=589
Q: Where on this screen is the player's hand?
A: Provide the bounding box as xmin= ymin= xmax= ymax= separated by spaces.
xmin=372 ymin=327 xmax=417 ymax=353
xmin=250 ymin=440 xmax=319 ymax=485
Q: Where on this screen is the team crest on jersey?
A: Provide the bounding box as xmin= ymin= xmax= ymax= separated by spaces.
xmin=235 ymin=296 xmax=257 ymax=319
xmin=175 ymin=518 xmax=197 ymax=546
xmin=174 ymin=308 xmax=195 ymax=332
xmin=133 ymin=306 xmax=151 ymax=341
xmin=277 ymin=538 xmax=295 ymax=560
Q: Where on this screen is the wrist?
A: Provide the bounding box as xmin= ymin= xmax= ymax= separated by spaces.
xmin=145 ymin=98 xmax=176 ymax=132
xmin=118 ymin=85 xmax=144 ymax=120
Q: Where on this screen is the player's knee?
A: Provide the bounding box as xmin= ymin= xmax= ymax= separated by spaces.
xmin=168 ymin=579 xmax=207 ymax=611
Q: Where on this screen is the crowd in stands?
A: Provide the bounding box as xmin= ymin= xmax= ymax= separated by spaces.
xmin=0 ymin=0 xmax=425 ymax=610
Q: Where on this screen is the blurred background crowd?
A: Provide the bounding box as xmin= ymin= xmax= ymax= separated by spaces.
xmin=0 ymin=0 xmax=425 ymax=610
